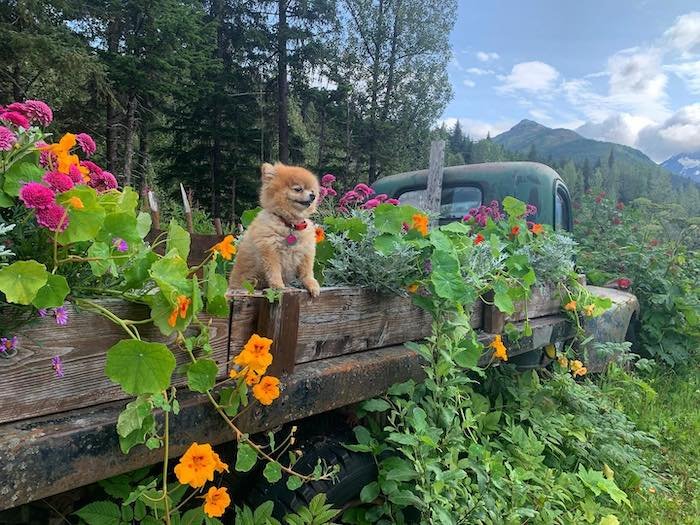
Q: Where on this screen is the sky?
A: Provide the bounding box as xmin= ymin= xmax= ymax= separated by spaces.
xmin=442 ymin=1 xmax=700 ymax=162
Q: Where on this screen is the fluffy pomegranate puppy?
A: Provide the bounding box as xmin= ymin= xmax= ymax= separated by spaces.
xmin=228 ymin=162 xmax=321 ymax=297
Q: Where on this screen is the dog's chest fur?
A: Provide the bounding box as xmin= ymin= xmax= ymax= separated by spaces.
xmin=252 ymin=210 xmax=314 ymax=282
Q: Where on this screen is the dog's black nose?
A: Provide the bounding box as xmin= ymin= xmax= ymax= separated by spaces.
xmin=308 ymin=193 xmax=316 ymax=202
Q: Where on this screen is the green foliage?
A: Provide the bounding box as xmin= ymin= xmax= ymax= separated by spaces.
xmin=235 ymin=495 xmax=338 ymax=525
xmin=105 ymin=340 xmax=176 ymax=395
xmin=0 ymin=260 xmax=49 ymax=304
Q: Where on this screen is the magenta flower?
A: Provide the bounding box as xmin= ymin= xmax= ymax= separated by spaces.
xmin=363 ymin=198 xmax=381 ymax=209
xmin=525 ymin=204 xmax=538 ymax=217
xmin=23 ymin=100 xmax=53 ymax=126
xmin=4 ymin=102 xmax=27 ymax=113
xmin=43 ymin=171 xmax=74 ymax=193
xmin=0 ymin=111 xmax=30 ymax=129
xmin=68 ymin=164 xmax=85 ymax=183
xmin=37 ymin=141 xmax=57 ymax=168
xmin=386 ymin=198 xmax=400 ymax=205
xmin=88 ymin=171 xmax=118 ymax=192
xmin=54 ymin=307 xmax=69 ymax=326
xmin=51 ymin=356 xmax=64 ymax=378
xmin=375 ymin=193 xmax=388 ymax=202
xmin=76 ymin=133 xmax=96 ymax=157
xmin=325 ymin=187 xmax=337 ymax=197
xmin=19 ymin=182 xmax=56 ymax=209
xmin=37 ymin=203 xmax=69 ymax=232
xmin=0 ymin=126 xmax=17 ymax=151
xmin=37 ymin=308 xmax=48 ymax=317
xmin=353 ymin=183 xmax=374 ymax=197
xmin=113 ymin=238 xmax=128 ymax=252
xmin=81 ymin=160 xmax=103 ymax=175
xmin=321 ymin=173 xmax=336 ymax=187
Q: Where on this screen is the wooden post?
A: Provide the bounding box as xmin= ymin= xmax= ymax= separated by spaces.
xmin=180 ymin=183 xmax=194 ymax=233
xmin=147 ymin=190 xmax=160 ymax=230
xmin=256 ymin=291 xmax=300 ymax=376
xmin=426 ymin=140 xmax=445 ymax=226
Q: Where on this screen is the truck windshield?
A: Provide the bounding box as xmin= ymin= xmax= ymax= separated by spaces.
xmin=398 ymin=186 xmax=482 ymax=219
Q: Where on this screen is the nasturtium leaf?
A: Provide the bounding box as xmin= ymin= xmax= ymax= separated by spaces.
xmin=105 ymin=339 xmax=176 ymax=395
xmin=187 ymin=358 xmax=218 ymax=393
xmin=97 ymin=212 xmax=140 ymax=244
xmin=166 ymin=219 xmax=190 ymax=261
xmin=219 ymin=387 xmax=241 ymax=417
xmin=3 ymin=156 xmax=43 ymax=196
xmin=32 ymin=273 xmax=69 ymax=309
xmin=263 ymin=461 xmax=282 ymax=483
xmin=191 ymin=274 xmax=203 ymax=316
xmin=87 ymin=241 xmax=116 ymax=277
xmin=241 ymin=207 xmax=261 ymax=228
xmin=324 ymin=216 xmax=367 ymax=241
xmin=492 ymin=279 xmax=515 ymax=315
xmin=360 ymin=481 xmax=380 ymax=503
xmin=150 ymin=291 xmax=190 ymax=336
xmin=74 ymin=501 xmax=122 ymax=525
xmin=116 ymin=397 xmax=153 ymax=437
xmin=56 ymin=186 xmax=106 ymax=244
xmin=286 ymin=475 xmax=303 ymax=491
xmin=0 ymin=189 xmax=14 ymax=208
xmin=373 ymin=204 xmax=407 ymax=234
xmin=235 ymin=442 xmax=258 ymax=472
xmin=430 ymin=250 xmax=468 ymax=302
xmin=205 ymin=260 xmax=229 ymax=317
xmin=502 ymin=196 xmax=527 ymax=218
xmin=124 ymin=249 xmax=158 ymax=289
xmin=440 ymin=221 xmax=470 ymax=234
xmin=0 ymin=260 xmax=49 ymax=305
xmin=149 ymin=250 xmax=190 ymax=301
xmin=136 ymin=212 xmax=152 ymax=238
xmin=373 ymin=233 xmax=400 ymax=256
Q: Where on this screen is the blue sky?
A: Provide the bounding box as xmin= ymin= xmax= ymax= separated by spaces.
xmin=442 ymin=1 xmax=700 ymax=161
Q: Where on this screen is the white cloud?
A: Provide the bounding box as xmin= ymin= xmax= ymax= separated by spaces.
xmin=467 ymin=67 xmax=494 ymax=76
xmin=462 ymin=79 xmax=476 ymax=88
xmin=665 ymin=60 xmax=700 ymax=94
xmin=576 ymin=113 xmax=656 ymax=148
xmin=637 ymin=103 xmax=700 ymax=161
xmin=663 ymin=11 xmax=700 ymax=58
xmin=529 ymin=109 xmax=552 ymax=122
xmin=441 ymin=117 xmax=514 ymax=139
xmin=606 ymin=48 xmax=668 ymax=115
xmin=498 ymin=61 xmax=559 ymax=93
xmin=476 ymin=51 xmax=499 ymax=62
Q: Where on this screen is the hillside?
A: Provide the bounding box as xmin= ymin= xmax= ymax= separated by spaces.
xmin=494 ymin=119 xmax=659 ymax=171
xmin=662 ymin=151 xmax=700 ymax=183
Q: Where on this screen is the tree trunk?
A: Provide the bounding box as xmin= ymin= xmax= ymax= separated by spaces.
xmin=380 ymin=0 xmax=402 ymax=123
xmin=105 ymin=19 xmax=120 ymax=173
xmin=367 ymin=0 xmax=385 ymax=184
xmin=122 ymin=96 xmax=137 ymax=186
xmin=345 ymin=96 xmax=352 ymax=181
xmin=137 ymin=121 xmax=150 ymax=193
xmin=209 ymin=0 xmax=226 ymax=218
xmin=230 ymin=171 xmax=237 ymax=225
xmin=317 ymin=104 xmax=326 ymax=171
xmin=277 ymin=0 xmax=289 ymax=163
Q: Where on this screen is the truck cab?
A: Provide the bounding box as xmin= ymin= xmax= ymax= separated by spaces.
xmin=372 ymin=161 xmax=573 ymax=231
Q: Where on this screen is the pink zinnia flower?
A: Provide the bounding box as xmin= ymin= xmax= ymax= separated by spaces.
xmin=68 ymin=164 xmax=85 ymax=183
xmin=76 ymin=133 xmax=96 ymax=156
xmin=4 ymin=102 xmax=28 ymax=114
xmin=23 ymin=100 xmax=53 ymax=126
xmin=0 ymin=126 xmax=16 ymax=151
xmin=363 ymin=198 xmax=381 ymax=209
xmin=19 ymin=182 xmax=55 ymax=209
xmin=386 ymin=198 xmax=400 ymax=205
xmin=36 ymin=203 xmax=69 ymax=231
xmin=353 ymin=183 xmax=374 ymax=197
xmin=81 ymin=160 xmax=103 ymax=175
xmin=88 ymin=170 xmax=118 ymax=192
xmin=375 ymin=193 xmax=388 ymax=202
xmin=0 ymin=111 xmax=30 ymax=129
xmin=321 ymin=173 xmax=336 ymax=187
xmin=51 ymin=355 xmax=64 ymax=377
xmin=43 ymin=171 xmax=74 ymax=193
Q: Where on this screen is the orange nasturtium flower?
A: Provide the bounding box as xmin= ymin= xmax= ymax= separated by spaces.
xmin=564 ymin=300 xmax=577 ymax=312
xmin=570 ymin=360 xmax=587 ymax=377
xmin=210 ymin=234 xmax=236 ymax=260
xmin=510 ymin=225 xmax=520 ymax=236
xmin=174 ymin=442 xmax=229 ymax=488
xmin=66 ymin=196 xmax=84 ymax=209
xmin=473 ymin=233 xmax=485 ymax=245
xmin=531 ymin=223 xmax=544 ymax=235
xmin=412 ymin=213 xmax=429 ymax=236
xmin=406 ymin=283 xmax=419 ymax=293
xmin=572 ymin=366 xmax=588 ymax=377
xmin=489 ymin=335 xmax=508 ymax=361
xmin=167 ymin=295 xmax=191 ymax=327
xmin=252 ymin=376 xmax=281 ymax=405
xmin=41 ymin=133 xmax=88 ymax=176
xmin=315 ymin=226 xmax=325 ymax=243
xmin=233 ymin=333 xmax=273 ymax=375
xmin=557 ymin=356 xmax=569 ymax=368
xmin=583 ymin=304 xmax=595 ymax=317
xmin=203 ymin=486 xmax=231 ymax=518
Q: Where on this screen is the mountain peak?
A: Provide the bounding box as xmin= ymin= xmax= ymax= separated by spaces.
xmin=661 ymin=151 xmax=700 ymax=183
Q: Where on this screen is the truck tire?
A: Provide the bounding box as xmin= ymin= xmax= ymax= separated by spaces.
xmin=246 ymin=434 xmax=377 ymax=518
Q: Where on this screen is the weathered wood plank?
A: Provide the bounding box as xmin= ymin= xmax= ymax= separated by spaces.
xmin=256 ymin=290 xmax=301 ymax=375
xmin=426 ymin=140 xmax=445 ymax=227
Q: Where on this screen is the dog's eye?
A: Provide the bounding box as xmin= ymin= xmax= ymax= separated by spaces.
xmin=292 ymin=186 xmax=303 ymax=193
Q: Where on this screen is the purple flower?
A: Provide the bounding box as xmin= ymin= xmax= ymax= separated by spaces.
xmin=54 ymin=306 xmax=69 ymax=326
xmin=525 ymin=204 xmax=538 ymax=217
xmin=88 ymin=171 xmax=118 ymax=192
xmin=43 ymin=171 xmax=74 ymax=193
xmin=51 ymin=356 xmax=64 ymax=378
xmin=1 ymin=336 xmax=18 ymax=353
xmin=321 ymin=173 xmax=336 ymax=187
xmin=0 ymin=126 xmax=17 ymax=151
xmin=37 ymin=308 xmax=48 ymax=317
xmin=76 ymin=133 xmax=96 ymax=157
xmin=113 ymin=238 xmax=128 ymax=252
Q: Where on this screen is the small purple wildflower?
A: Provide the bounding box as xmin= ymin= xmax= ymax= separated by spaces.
xmin=37 ymin=308 xmax=48 ymax=317
xmin=1 ymin=336 xmax=18 ymax=353
xmin=54 ymin=306 xmax=69 ymax=326
xmin=113 ymin=238 xmax=129 ymax=252
xmin=51 ymin=356 xmax=64 ymax=377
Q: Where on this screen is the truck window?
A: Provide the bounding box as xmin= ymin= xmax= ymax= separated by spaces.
xmin=555 ymin=187 xmax=571 ymax=231
xmin=398 ymin=186 xmax=482 ymax=219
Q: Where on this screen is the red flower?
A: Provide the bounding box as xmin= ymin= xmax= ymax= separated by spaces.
xmin=649 ymin=239 xmax=659 ymax=247
xmin=617 ymin=278 xmax=632 ymax=289
xmin=595 ymin=196 xmax=603 ymax=204
xmin=612 ymin=217 xmax=621 ymax=225
xmin=510 ymin=225 xmax=520 ymax=236
xmin=474 ymin=233 xmax=485 ymax=245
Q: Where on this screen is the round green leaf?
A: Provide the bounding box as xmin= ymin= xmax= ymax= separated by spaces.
xmin=187 ymin=358 xmax=218 ymax=393
xmin=56 ymin=186 xmax=106 ymax=244
xmin=0 ymin=260 xmax=49 ymax=305
xmin=97 ymin=212 xmax=140 ymax=244
xmin=263 ymin=461 xmax=282 ymax=483
xmin=286 ymin=475 xmax=303 ymax=491
xmin=32 ymin=273 xmax=69 ymax=308
xmin=105 ymin=339 xmax=176 ymax=395
xmin=235 ymin=442 xmax=258 ymax=472
xmin=3 ymin=157 xmax=43 ymax=196
xmin=166 ymin=219 xmax=191 ymax=261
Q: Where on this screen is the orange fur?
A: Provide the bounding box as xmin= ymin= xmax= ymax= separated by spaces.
xmin=228 ymin=162 xmax=321 ymax=297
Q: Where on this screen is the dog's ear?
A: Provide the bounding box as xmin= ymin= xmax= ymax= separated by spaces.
xmin=261 ymin=163 xmax=276 ymax=184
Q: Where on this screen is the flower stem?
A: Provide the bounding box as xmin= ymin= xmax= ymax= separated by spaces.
xmin=162 ymin=389 xmax=172 ymax=525
xmin=74 ymin=298 xmax=139 ymax=340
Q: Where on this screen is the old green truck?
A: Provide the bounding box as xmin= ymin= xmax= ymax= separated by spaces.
xmin=0 ymin=162 xmax=638 ymax=520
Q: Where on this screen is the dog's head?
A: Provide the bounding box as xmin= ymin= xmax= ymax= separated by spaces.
xmin=259 ymin=162 xmax=320 ymax=218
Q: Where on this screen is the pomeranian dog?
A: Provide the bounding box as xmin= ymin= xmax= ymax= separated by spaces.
xmin=228 ymin=162 xmax=321 ymax=297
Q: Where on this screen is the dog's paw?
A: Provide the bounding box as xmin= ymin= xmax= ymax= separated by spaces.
xmin=304 ymin=278 xmax=321 ymax=298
